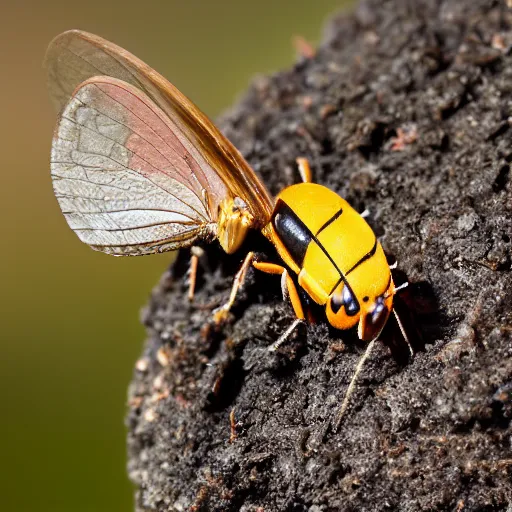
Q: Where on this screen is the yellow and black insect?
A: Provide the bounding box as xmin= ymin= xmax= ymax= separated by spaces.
xmin=46 ymin=30 xmax=409 ymax=424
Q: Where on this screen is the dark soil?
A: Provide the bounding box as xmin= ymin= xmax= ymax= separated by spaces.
xmin=126 ymin=1 xmax=512 ymax=510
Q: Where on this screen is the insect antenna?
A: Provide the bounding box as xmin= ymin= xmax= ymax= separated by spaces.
xmin=393 ymin=309 xmax=413 ymax=357
xmin=333 ymin=339 xmax=376 ymax=432
xmin=386 ymin=281 xmax=413 ymax=356
xmin=392 ymin=282 xmax=408 ymax=293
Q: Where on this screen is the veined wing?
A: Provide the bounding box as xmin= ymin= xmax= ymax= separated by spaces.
xmin=51 ymin=76 xmax=224 ymax=255
xmin=45 ymin=30 xmax=274 ymax=226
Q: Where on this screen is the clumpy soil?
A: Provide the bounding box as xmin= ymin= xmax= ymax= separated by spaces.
xmin=126 ymin=0 xmax=512 ymax=510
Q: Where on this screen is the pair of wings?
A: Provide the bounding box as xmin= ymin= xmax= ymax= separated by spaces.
xmin=46 ymin=30 xmax=274 ymax=255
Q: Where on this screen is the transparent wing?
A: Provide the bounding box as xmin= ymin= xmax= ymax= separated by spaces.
xmin=45 ymin=30 xmax=274 ymax=225
xmin=51 ymin=76 xmax=225 ymax=255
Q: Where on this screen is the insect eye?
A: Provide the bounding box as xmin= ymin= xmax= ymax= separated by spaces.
xmin=342 ymin=286 xmax=360 ymax=316
xmin=370 ymin=296 xmax=387 ymax=325
xmin=331 ymin=285 xmax=360 ymax=316
xmin=331 ymin=291 xmax=344 ymax=313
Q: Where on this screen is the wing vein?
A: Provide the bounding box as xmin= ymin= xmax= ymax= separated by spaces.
xmin=66 ymin=94 xmax=206 ymax=210
xmin=73 ymin=219 xmax=200 ymax=232
xmin=92 ymin=227 xmax=202 ymax=248
xmin=95 ymin=82 xmax=206 ymax=194
xmin=55 ymin=199 xmax=197 ymax=221
xmin=56 ymin=114 xmax=208 ymax=222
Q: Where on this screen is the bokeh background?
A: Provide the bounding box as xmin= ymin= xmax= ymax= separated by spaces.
xmin=1 ymin=1 xmax=353 ymax=510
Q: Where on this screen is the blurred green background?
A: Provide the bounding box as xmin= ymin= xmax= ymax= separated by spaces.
xmin=1 ymin=1 xmax=353 ymax=510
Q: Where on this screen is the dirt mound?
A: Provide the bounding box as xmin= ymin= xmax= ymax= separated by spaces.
xmin=127 ymin=1 xmax=512 ymax=510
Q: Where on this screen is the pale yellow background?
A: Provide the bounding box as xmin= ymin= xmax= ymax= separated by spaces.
xmin=1 ymin=1 xmax=353 ymax=510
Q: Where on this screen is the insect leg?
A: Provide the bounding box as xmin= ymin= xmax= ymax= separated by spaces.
xmin=393 ymin=308 xmax=414 ymax=357
xmin=253 ymin=261 xmax=306 ymax=351
xmin=213 ymin=251 xmax=254 ymax=325
xmin=296 ymin=157 xmax=313 ymax=183
xmin=385 ymin=280 xmax=413 ymax=355
xmin=268 ymin=318 xmax=304 ymax=352
xmin=333 ymin=339 xmax=376 ymax=432
xmin=252 ymin=262 xmax=305 ymax=320
xmin=187 ymin=246 xmax=204 ymax=301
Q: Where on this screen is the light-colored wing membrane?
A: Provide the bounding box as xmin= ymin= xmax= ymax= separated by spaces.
xmin=52 ymin=76 xmax=223 ymax=255
xmin=46 ymin=31 xmax=145 ymax=114
xmin=45 ymin=30 xmax=274 ymax=225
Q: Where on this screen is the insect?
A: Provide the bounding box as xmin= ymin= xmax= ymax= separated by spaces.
xmin=46 ymin=30 xmax=409 ymax=427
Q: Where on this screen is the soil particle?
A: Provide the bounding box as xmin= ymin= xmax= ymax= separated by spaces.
xmin=127 ymin=1 xmax=512 ymax=510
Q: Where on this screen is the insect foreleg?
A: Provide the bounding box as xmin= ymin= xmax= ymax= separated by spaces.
xmin=213 ymin=252 xmax=255 ymax=325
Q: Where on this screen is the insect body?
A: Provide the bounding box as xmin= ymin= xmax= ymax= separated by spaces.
xmin=46 ymin=31 xmax=407 ymax=424
xmin=262 ymin=181 xmax=395 ymax=342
